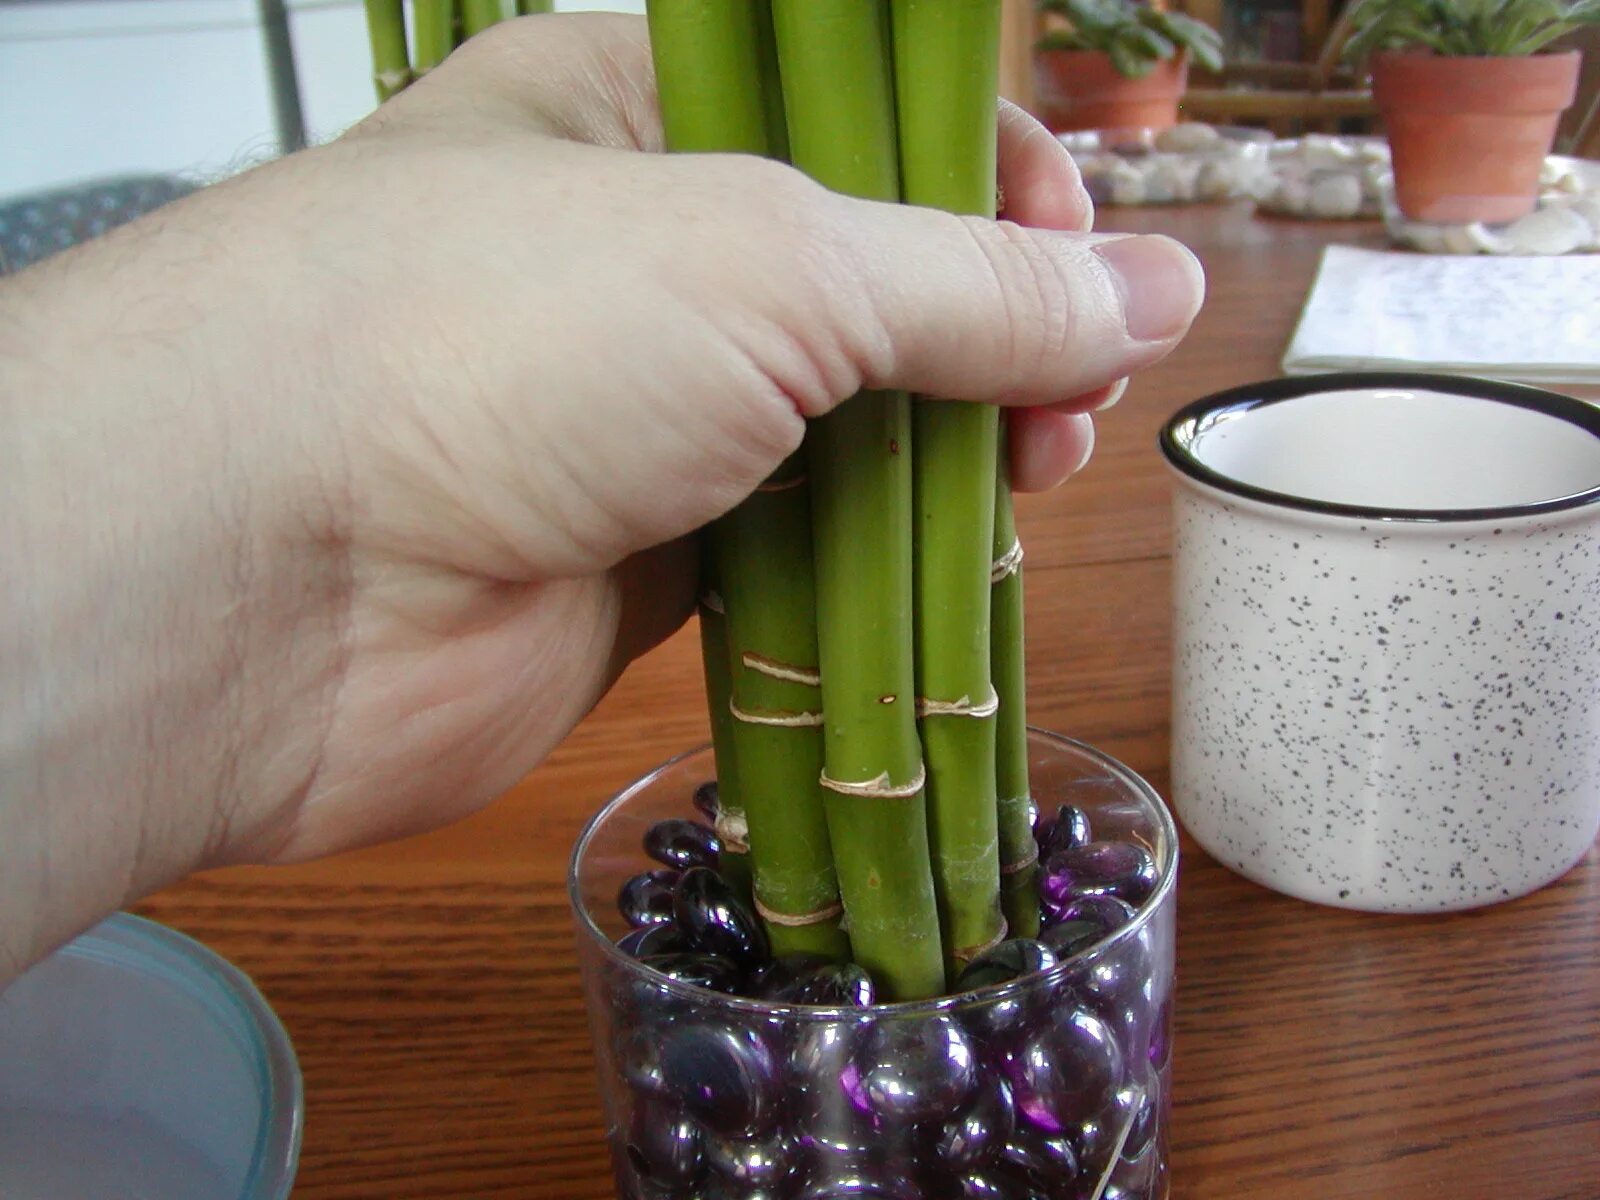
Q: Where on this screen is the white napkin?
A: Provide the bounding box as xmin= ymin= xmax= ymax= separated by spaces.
xmin=1283 ymin=245 xmax=1600 ymax=385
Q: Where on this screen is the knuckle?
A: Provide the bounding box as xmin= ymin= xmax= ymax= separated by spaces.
xmin=960 ymin=217 xmax=1078 ymax=395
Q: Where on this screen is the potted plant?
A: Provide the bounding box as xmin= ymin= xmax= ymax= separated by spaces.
xmin=1346 ymin=0 xmax=1599 ymax=223
xmin=363 ymin=3 xmax=1180 ymax=1196
xmin=1034 ymin=0 xmax=1224 ymax=133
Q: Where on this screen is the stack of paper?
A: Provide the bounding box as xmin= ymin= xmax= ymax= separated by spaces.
xmin=1283 ymin=246 xmax=1600 ymax=385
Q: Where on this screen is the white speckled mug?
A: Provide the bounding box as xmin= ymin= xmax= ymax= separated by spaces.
xmin=1161 ymin=373 xmax=1600 ymax=912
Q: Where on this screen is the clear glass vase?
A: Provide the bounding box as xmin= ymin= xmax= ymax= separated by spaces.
xmin=569 ymin=729 xmax=1178 ymax=1200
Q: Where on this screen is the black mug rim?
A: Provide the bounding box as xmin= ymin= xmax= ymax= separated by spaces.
xmin=1159 ymin=371 xmax=1600 ymax=524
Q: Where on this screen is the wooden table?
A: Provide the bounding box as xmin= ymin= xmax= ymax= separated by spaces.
xmin=137 ymin=203 xmax=1600 ymax=1199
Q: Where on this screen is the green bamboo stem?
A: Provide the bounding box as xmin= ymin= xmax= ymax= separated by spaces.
xmin=646 ymin=0 xmax=773 ymax=155
xmin=993 ymin=444 xmax=1039 ymax=938
xmin=516 ymin=0 xmax=553 ymax=12
xmin=648 ymin=0 xmax=845 ymax=956
xmin=720 ymin=456 xmax=850 ymax=959
xmin=696 ymin=565 xmax=751 ymax=901
xmin=462 ymin=0 xmax=505 ymax=37
xmin=412 ymin=0 xmax=456 ymax=74
xmin=893 ymin=0 xmax=1006 ymax=982
xmin=772 ymin=0 xmax=946 ymax=1002
xmin=363 ymin=0 xmax=412 ymax=100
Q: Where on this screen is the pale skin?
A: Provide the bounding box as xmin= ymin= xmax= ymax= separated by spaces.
xmin=0 ymin=15 xmax=1202 ymax=988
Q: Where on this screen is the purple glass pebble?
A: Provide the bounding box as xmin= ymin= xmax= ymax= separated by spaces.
xmin=645 ymin=818 xmax=722 ymax=871
xmin=703 ymin=1125 xmax=794 ymax=1190
xmin=794 ymin=1167 xmax=919 ymax=1200
xmin=619 ymin=869 xmax=681 ymax=929
xmin=1035 ymin=803 xmax=1092 ymax=859
xmin=658 ymin=1020 xmax=781 ymax=1137
xmin=1005 ymin=1007 xmax=1124 ymax=1135
xmin=617 ymin=1023 xmax=670 ymax=1100
xmin=617 ymin=924 xmax=691 ymax=959
xmin=852 ymin=1016 xmax=978 ymax=1126
xmin=768 ymin=962 xmax=877 ymax=1008
xmin=625 ymin=1097 xmax=703 ymax=1190
xmin=1119 ymin=1075 xmax=1160 ymax=1161
xmin=673 ymin=867 xmax=771 ymax=968
xmin=748 ymin=955 xmax=830 ymax=999
xmin=950 ymin=1170 xmax=1017 ymax=1199
xmin=931 ymin=1075 xmax=1017 ymax=1170
xmin=1040 ymin=895 xmax=1136 ymax=957
xmin=956 ymin=939 xmax=1058 ymax=992
xmin=1039 ymin=842 xmax=1158 ymax=910
xmin=693 ymin=779 xmax=721 ymax=823
xmin=639 ymin=952 xmax=744 ymax=995
xmin=994 ymin=1134 xmax=1079 ymax=1198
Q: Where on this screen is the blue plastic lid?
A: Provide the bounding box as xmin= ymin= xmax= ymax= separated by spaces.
xmin=0 ymin=913 xmax=302 ymax=1199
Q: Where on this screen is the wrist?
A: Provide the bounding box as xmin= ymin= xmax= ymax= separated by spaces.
xmin=0 ymin=190 xmax=353 ymax=982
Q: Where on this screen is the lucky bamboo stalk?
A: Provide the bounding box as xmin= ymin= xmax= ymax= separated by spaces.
xmin=993 ymin=445 xmax=1040 ymax=937
xmin=696 ymin=557 xmax=751 ymax=900
xmin=363 ymin=0 xmax=412 ymax=100
xmin=719 ymin=455 xmax=850 ymax=960
xmin=893 ymin=0 xmax=1007 ymax=983
xmin=772 ymin=0 xmax=945 ymax=1002
xmin=462 ymin=0 xmax=506 ymax=37
xmin=647 ymin=0 xmax=848 ymax=959
xmin=516 ymin=0 xmax=553 ymax=12
xmin=412 ymin=0 xmax=458 ymax=74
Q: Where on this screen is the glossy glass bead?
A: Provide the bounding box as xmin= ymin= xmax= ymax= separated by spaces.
xmin=1041 ymin=894 xmax=1137 ymax=952
xmin=703 ymin=1125 xmax=794 ymax=1190
xmin=994 ymin=1134 xmax=1079 ymax=1199
xmin=1035 ymin=803 xmax=1092 ymax=859
xmin=658 ymin=1019 xmax=781 ymax=1136
xmin=957 ymin=939 xmax=1058 ymax=991
xmin=674 ymin=867 xmax=771 ymax=968
xmin=793 ymin=1167 xmax=919 ymax=1200
xmin=748 ymin=955 xmax=831 ymax=999
xmin=1039 ymin=843 xmax=1158 ymax=910
xmin=768 ymin=962 xmax=877 ymax=1008
xmin=619 ymin=869 xmax=681 ymax=929
xmin=645 ymin=818 xmax=722 ymax=871
xmin=625 ymin=1097 xmax=703 ymax=1190
xmin=639 ymin=952 xmax=744 ymax=995
xmin=851 ymin=1016 xmax=978 ymax=1126
xmin=616 ymin=1022 xmax=670 ymax=1100
xmin=617 ymin=924 xmax=691 ymax=959
xmin=1005 ymin=1007 xmax=1124 ymax=1135
xmin=693 ymin=779 xmax=720 ymax=823
xmin=931 ymin=1075 xmax=1017 ymax=1170
xmin=950 ymin=1170 xmax=1022 ymax=1199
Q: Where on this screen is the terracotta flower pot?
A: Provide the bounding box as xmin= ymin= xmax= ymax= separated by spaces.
xmin=1372 ymin=50 xmax=1581 ymax=224
xmin=1033 ymin=49 xmax=1188 ymax=134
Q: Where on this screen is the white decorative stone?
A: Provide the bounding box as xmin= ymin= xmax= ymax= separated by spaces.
xmin=1306 ymin=172 xmax=1364 ymax=219
xmin=1499 ymin=205 xmax=1592 ymax=255
xmin=1107 ymin=161 xmax=1146 ymax=206
xmin=1153 ymin=122 xmax=1221 ymax=153
xmin=1196 ymin=158 xmax=1241 ymax=203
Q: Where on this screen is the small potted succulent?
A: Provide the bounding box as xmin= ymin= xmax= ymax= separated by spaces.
xmin=1346 ymin=0 xmax=1599 ymax=223
xmin=1034 ymin=0 xmax=1224 ymax=133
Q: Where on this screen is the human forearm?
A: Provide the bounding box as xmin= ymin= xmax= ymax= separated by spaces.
xmin=0 ymin=199 xmax=349 ymax=984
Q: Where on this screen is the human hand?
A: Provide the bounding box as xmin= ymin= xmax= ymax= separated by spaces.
xmin=0 ymin=14 xmax=1202 ymax=976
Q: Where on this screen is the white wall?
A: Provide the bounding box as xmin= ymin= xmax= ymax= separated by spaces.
xmin=0 ymin=0 xmax=646 ymax=202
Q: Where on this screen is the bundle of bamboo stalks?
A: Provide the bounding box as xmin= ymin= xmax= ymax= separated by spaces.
xmin=362 ymin=0 xmax=553 ymax=99
xmin=364 ymin=0 xmax=1037 ymax=1003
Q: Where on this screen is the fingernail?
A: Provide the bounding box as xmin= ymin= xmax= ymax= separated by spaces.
xmin=1094 ymin=235 xmax=1203 ymax=342
xmin=1094 ymin=378 xmax=1128 ymax=411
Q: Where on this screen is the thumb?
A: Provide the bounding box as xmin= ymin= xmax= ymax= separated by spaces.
xmin=790 ymin=194 xmax=1204 ymax=412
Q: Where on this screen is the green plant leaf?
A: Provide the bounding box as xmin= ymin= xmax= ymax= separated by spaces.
xmin=1108 ymin=30 xmax=1158 ymax=77
xmin=1036 ymin=27 xmax=1092 ymax=52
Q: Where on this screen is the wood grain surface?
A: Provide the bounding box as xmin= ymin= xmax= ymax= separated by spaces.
xmin=136 ymin=202 xmax=1600 ymax=1199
